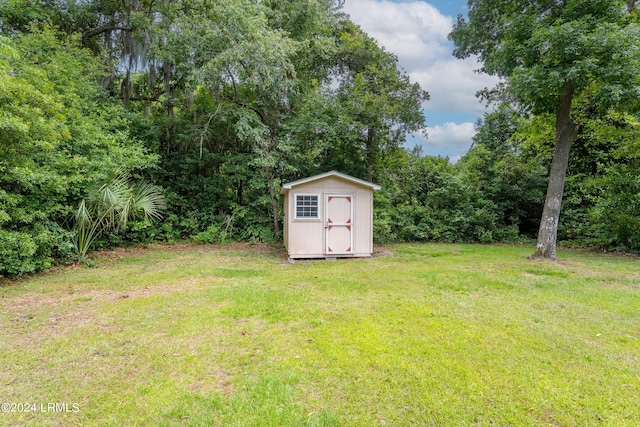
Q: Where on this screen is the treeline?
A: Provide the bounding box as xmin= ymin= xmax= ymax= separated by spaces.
xmin=376 ymin=104 xmax=640 ymax=251
xmin=1 ymin=0 xmax=639 ymax=277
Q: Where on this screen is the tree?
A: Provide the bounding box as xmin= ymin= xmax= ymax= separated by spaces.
xmin=564 ymin=110 xmax=640 ymax=249
xmin=150 ymin=0 xmax=300 ymax=234
xmin=333 ymin=21 xmax=429 ymax=182
xmin=0 ymin=0 xmax=166 ymax=106
xmin=1 ymin=0 xmax=431 ymax=259
xmin=457 ymin=105 xmax=548 ymax=239
xmin=146 ymin=0 xmax=428 ymax=234
xmin=0 ymin=30 xmax=157 ymax=277
xmin=450 ymin=0 xmax=640 ymax=260
xmin=374 ymin=151 xmax=499 ymax=243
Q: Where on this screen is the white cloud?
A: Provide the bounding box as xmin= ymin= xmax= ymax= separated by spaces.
xmin=343 ymin=0 xmax=452 ymax=39
xmin=342 ymin=0 xmax=501 ymax=128
xmin=412 ymin=57 xmax=500 ymax=114
xmin=409 ymin=121 xmax=476 ymax=161
xmin=343 ymin=0 xmax=452 ymax=67
xmin=427 ymin=121 xmax=476 ymax=148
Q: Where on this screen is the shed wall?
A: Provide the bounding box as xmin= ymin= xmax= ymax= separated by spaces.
xmin=285 ymin=176 xmax=374 ymax=258
xmin=283 ymin=191 xmax=289 ymax=252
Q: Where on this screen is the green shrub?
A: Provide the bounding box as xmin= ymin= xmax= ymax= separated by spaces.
xmin=0 ymin=230 xmax=37 ymax=277
xmin=193 ymin=224 xmax=226 ymax=244
xmin=241 ymin=223 xmax=276 ymax=243
xmin=588 ymin=164 xmax=640 ymax=252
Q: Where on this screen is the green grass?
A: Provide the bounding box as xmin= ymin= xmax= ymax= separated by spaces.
xmin=1 ymin=243 xmax=639 ymax=426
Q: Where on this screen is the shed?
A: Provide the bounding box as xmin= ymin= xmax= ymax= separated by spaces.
xmin=281 ymin=171 xmax=381 ymax=259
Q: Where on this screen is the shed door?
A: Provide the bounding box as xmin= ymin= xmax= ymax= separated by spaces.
xmin=325 ymin=195 xmax=353 ymax=255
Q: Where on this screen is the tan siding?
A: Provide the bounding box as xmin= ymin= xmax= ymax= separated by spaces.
xmin=283 ymin=192 xmax=289 ymax=251
xmin=284 ymin=176 xmax=375 ymax=258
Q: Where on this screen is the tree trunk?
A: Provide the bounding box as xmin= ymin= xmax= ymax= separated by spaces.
xmin=163 ymin=63 xmax=175 ymax=119
xmin=265 ymin=166 xmax=280 ymax=234
xmin=237 ymin=180 xmax=243 ymax=206
xmin=122 ymin=71 xmax=131 ymax=110
xmin=365 ymin=127 xmax=376 ymax=182
xmin=530 ymin=84 xmax=579 ymax=260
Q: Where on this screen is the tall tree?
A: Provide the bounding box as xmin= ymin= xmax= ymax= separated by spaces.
xmin=450 ymin=0 xmax=640 ymax=260
xmin=149 ymin=0 xmax=300 ymax=234
xmin=334 ymin=21 xmax=429 ymax=182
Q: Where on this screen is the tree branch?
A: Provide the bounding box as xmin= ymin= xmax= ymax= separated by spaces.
xmin=127 ymin=95 xmax=162 ymax=102
xmin=82 ymin=26 xmax=132 ymax=44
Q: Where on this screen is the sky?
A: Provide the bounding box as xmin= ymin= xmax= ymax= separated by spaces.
xmin=341 ymin=0 xmax=500 ymax=161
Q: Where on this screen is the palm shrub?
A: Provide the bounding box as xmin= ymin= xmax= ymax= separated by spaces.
xmin=73 ymin=171 xmax=166 ymax=259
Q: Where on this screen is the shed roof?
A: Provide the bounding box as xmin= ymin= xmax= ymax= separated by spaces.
xmin=280 ymin=171 xmax=381 ymax=194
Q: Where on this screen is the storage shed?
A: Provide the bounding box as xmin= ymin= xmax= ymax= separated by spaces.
xmin=281 ymin=171 xmax=381 ymax=259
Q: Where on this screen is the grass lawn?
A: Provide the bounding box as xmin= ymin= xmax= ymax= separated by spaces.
xmin=1 ymin=243 xmax=639 ymax=426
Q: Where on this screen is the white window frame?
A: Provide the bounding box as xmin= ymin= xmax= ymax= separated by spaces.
xmin=294 ymin=193 xmax=320 ymax=220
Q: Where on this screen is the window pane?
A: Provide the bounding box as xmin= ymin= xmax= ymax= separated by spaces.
xmin=296 ymin=195 xmax=318 ymax=218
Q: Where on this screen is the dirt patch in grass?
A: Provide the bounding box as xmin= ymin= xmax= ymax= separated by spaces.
xmin=0 ymin=242 xmax=285 ymax=288
xmin=6 ymin=277 xmax=216 ymax=312
xmin=3 ymin=278 xmax=224 ymax=349
xmin=372 ymin=245 xmax=394 ymax=257
xmin=187 ymin=368 xmax=235 ymax=395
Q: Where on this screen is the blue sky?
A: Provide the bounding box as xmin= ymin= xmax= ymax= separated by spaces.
xmin=342 ymin=0 xmax=500 ymax=161
xmin=430 ymin=0 xmax=468 ymax=16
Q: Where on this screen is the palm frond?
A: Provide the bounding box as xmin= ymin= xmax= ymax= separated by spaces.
xmin=132 ymin=182 xmax=166 ymax=223
xmin=72 ymin=170 xmax=166 ymax=259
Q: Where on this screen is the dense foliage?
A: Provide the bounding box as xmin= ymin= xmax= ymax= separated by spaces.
xmin=1 ymin=0 xmax=639 ymax=277
xmin=0 ymin=30 xmax=156 ymax=276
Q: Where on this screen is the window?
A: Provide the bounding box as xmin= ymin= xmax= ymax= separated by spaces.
xmin=295 ymin=194 xmax=319 ymax=219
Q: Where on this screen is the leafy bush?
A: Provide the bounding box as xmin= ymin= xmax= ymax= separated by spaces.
xmin=0 ymin=230 xmax=38 ymax=277
xmin=0 ymin=31 xmax=158 ymax=275
xmin=373 ymin=152 xmax=506 ymax=244
xmin=588 ymin=163 xmax=640 ymax=252
xmin=193 ymin=224 xmax=227 ymax=244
